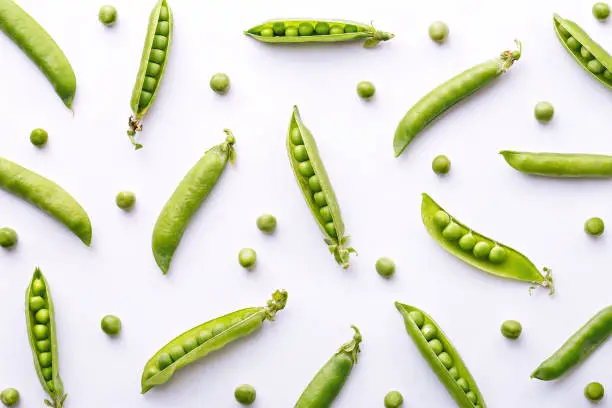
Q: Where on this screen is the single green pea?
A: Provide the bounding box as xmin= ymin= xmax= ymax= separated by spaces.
xmin=501 ymin=320 xmax=522 ymax=339
xmin=593 ymin=2 xmax=611 ymax=20
xmin=433 ymin=211 xmax=451 ymax=228
xmin=314 ymin=22 xmax=330 ymax=35
xmin=581 ymin=46 xmax=593 ymax=60
xmin=442 ymin=222 xmax=463 ymax=241
xmin=260 ymin=27 xmax=274 ymax=37
xmin=183 ymin=337 xmax=198 ymax=353
xmin=324 ymin=222 xmax=337 ymax=237
xmin=466 ymin=391 xmax=478 ymax=404
xmin=428 ymin=339 xmax=444 ymax=355
xmin=39 ymin=352 xmax=52 ymax=368
xmin=384 ymin=390 xmax=404 ymax=408
xmin=32 ymin=279 xmax=45 ymax=296
xmin=0 ymin=388 xmax=19 ymax=406
xmin=144 ymin=366 xmax=160 ymax=380
xmin=438 ymin=351 xmax=453 ymax=368
xmin=308 ymin=175 xmax=322 ymax=192
xmin=37 ymin=340 xmax=51 ymax=352
xmin=409 ymin=311 xmax=424 ymax=328
xmin=197 ymin=329 xmax=212 ymax=344
xmin=448 ymin=367 xmax=460 ymax=380
xmin=29 ymin=296 xmax=46 ymax=312
xmin=210 ymin=73 xmax=231 ymax=95
xmin=238 ymin=248 xmax=257 ymax=269
xmin=456 ymin=378 xmax=470 ymax=392
xmin=313 ymin=191 xmax=327 ymax=207
xmin=0 ymin=227 xmax=18 ymax=248
xmin=534 ymin=101 xmax=554 ymax=123
xmin=488 ymin=245 xmax=507 ymax=264
xmin=566 ymin=36 xmax=581 ymax=51
xmin=42 ymin=367 xmax=52 ymax=380
xmin=33 ymin=324 xmax=49 ymax=340
xmin=298 ymin=161 xmax=315 ymax=177
xmin=213 ymin=323 xmax=226 ymax=336
xmin=344 ymin=24 xmax=358 ymax=33
xmin=319 ymin=206 xmax=333 ymax=222
xmin=256 ymin=214 xmax=277 ymax=234
xmin=428 ymin=21 xmax=449 ymax=43
xmin=298 ymin=23 xmax=314 ymax=36
xmin=330 ymin=25 xmax=344 ymax=35
xmin=585 ymin=217 xmax=605 ymax=236
xmin=272 ymin=22 xmax=285 ymax=36
xmin=293 ymin=145 xmax=309 ymax=162
xmin=458 ymin=233 xmax=477 ymax=251
xmin=356 ymin=81 xmax=375 ymax=100
xmin=473 ymin=241 xmax=492 ymax=259
xmin=35 ymin=308 xmax=50 ymax=324
xmin=375 ymin=257 xmax=396 ymax=278
xmin=98 ymin=5 xmax=118 ymax=26
xmin=421 ymin=324 xmax=437 ymax=340
xmin=285 ymin=26 xmax=298 ymax=37
xmin=558 ymin=24 xmax=570 ymax=37
xmin=158 ymin=352 xmax=173 ymax=370
xmin=234 ymin=384 xmax=256 ymax=405
xmin=170 ymin=345 xmax=185 ymax=360
xmin=30 ymin=128 xmax=48 ymax=147
xmin=115 ymin=191 xmax=136 ymax=211
xmin=588 ymin=59 xmax=605 ymax=74
xmin=432 ymin=155 xmax=451 ymax=175
xmin=290 ymin=128 xmax=303 ymax=145
xmin=101 ymin=315 xmax=122 ymax=336
xmin=585 ymin=382 xmax=605 ymax=401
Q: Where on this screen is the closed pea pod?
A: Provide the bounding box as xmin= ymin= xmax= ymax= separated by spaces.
xmin=141 ymin=289 xmax=287 ymax=393
xmin=127 ymin=0 xmax=173 ymax=149
xmin=500 ymin=151 xmax=612 ymax=178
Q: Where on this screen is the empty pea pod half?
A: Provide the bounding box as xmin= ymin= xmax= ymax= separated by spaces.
xmin=141 ymin=289 xmax=288 ymax=393
xmin=0 ymin=156 xmax=92 ymax=246
xmin=396 ymin=302 xmax=486 ymax=408
xmin=500 ymin=151 xmax=612 ymax=178
xmin=244 ymin=19 xmax=394 ymax=48
xmin=554 ymin=14 xmax=612 ymax=90
xmin=26 ymin=267 xmax=66 ymax=408
xmin=421 ymin=193 xmax=554 ymax=294
xmin=152 ymin=131 xmax=236 ymax=274
xmin=126 ymin=0 xmax=173 ymax=149
xmin=393 ymin=40 xmax=521 ymax=158
xmin=0 ymin=0 xmax=76 ymax=109
xmin=287 ymin=105 xmax=356 ymax=269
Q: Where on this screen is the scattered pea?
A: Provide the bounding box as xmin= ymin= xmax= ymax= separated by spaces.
xmin=0 ymin=227 xmax=18 ymax=248
xmin=209 ymin=73 xmax=231 ymax=95
xmin=593 ymin=2 xmax=611 ymax=21
xmin=256 ymin=214 xmax=277 ymax=234
xmin=534 ymin=101 xmax=554 ymax=123
xmin=0 ymin=388 xmax=19 ymax=406
xmin=432 ymin=155 xmax=451 ymax=175
xmin=98 ymin=5 xmax=118 ymax=26
xmin=30 ymin=128 xmax=48 ymax=147
xmin=115 ymin=191 xmax=136 ymax=211
xmin=238 ymin=248 xmax=257 ymax=269
xmin=428 ymin=21 xmax=449 ymax=43
xmin=585 ymin=217 xmax=605 ymax=236
xmin=101 ymin=315 xmax=122 ymax=336
xmin=501 ymin=320 xmax=522 ymax=339
xmin=375 ymin=257 xmax=396 ymax=278
xmin=356 ymin=81 xmax=375 ymax=100
xmin=234 ymin=384 xmax=256 ymax=405
xmin=585 ymin=382 xmax=605 ymax=401
xmin=384 ymin=390 xmax=404 ymax=408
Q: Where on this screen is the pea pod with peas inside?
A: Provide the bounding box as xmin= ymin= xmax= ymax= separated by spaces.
xmin=141 ymin=289 xmax=288 ymax=393
xmin=287 ymin=105 xmax=356 ymax=269
xmin=393 ymin=40 xmax=521 ymax=157
xmin=126 ymin=0 xmax=173 ymax=149
xmin=245 ymin=19 xmax=394 ymax=48
xmin=25 ymin=267 xmax=67 ymax=408
xmin=553 ymin=14 xmax=612 ymax=90
xmin=421 ymin=193 xmax=554 ymax=294
xmin=395 ymin=302 xmax=486 ymax=408
xmin=500 ymin=151 xmax=612 ymax=178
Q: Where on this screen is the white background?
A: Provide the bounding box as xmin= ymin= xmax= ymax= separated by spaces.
xmin=1 ymin=0 xmax=612 ymax=407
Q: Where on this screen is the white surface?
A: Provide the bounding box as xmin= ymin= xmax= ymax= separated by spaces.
xmin=1 ymin=0 xmax=612 ymax=407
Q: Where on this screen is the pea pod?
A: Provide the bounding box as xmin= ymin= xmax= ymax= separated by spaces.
xmin=501 ymin=151 xmax=612 ymax=178
xmin=0 ymin=0 xmax=76 ymax=108
xmin=532 ymin=305 xmax=612 ymax=381
xmin=141 ymin=289 xmax=288 ymax=393
xmin=0 ymin=156 xmax=92 ymax=246
xmin=393 ymin=41 xmax=521 ymax=157
xmin=287 ymin=106 xmax=356 ymax=269
xmin=396 ymin=302 xmax=486 ymax=408
xmin=421 ymin=193 xmax=553 ymax=294
xmin=126 ymin=0 xmax=173 ymax=149
xmin=293 ymin=325 xmax=362 ymax=408
xmin=25 ymin=268 xmax=66 ymax=408
xmin=245 ymin=19 xmax=394 ymax=48
xmin=553 ymin=14 xmax=612 ymax=90
xmin=152 ymin=131 xmax=236 ymax=274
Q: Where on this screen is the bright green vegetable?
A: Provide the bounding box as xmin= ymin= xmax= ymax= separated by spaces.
xmin=30 ymin=128 xmax=48 ymax=147
xmin=376 ymin=257 xmax=396 ymax=278
xmin=585 ymin=217 xmax=604 ymax=236
xmin=428 ymin=21 xmax=449 ymax=43
xmin=534 ymin=101 xmax=554 ymax=122
xmin=501 ymin=320 xmax=522 ymax=339
xmin=585 ymin=382 xmax=605 ymax=401
xmin=234 ymin=384 xmax=256 ymax=405
xmin=593 ymin=3 xmax=610 ymax=21
xmin=256 ymin=214 xmax=277 ymax=234
xmin=432 ymin=155 xmax=451 ymax=175
xmin=0 ymin=388 xmax=19 ymax=406
xmin=210 ymin=73 xmax=230 ymax=95
xmin=116 ymin=191 xmax=136 ymax=210
xmin=0 ymin=227 xmax=17 ymax=248
xmin=238 ymin=248 xmax=257 ymax=269
xmin=98 ymin=5 xmax=117 ymax=26
xmin=101 ymin=315 xmax=122 ymax=336
xmin=356 ymin=81 xmax=375 ymax=100
xmin=500 ymin=151 xmax=612 ymax=178
xmin=384 ymin=390 xmax=404 ymax=408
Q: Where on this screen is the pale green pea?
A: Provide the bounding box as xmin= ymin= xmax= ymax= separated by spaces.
xmin=558 ymin=24 xmax=570 ymax=37
xmin=319 ymin=206 xmax=333 ymax=222
xmin=473 ymin=241 xmax=492 ymax=258
xmin=37 ymin=340 xmax=51 ymax=352
xmin=238 ymin=248 xmax=257 ymax=269
xmin=457 ymin=378 xmax=470 ymax=392
xmin=32 ymin=279 xmax=45 ymax=296
xmin=298 ymin=23 xmax=314 ymax=36
xmin=375 ymin=257 xmax=396 ymax=278
xmin=30 ymin=128 xmax=48 ymax=147
xmin=116 ymin=191 xmax=136 ymax=210
xmin=588 ymin=60 xmax=605 ymax=74
xmin=432 ymin=155 xmax=451 ymax=175
xmin=566 ymin=37 xmax=581 ymax=51
xmin=39 ymin=352 xmax=52 ymax=367
xmin=35 ymin=308 xmax=50 ymax=324
xmin=356 ymin=81 xmax=375 ymax=100
xmin=157 ymin=352 xmax=172 ymax=370
xmin=581 ymin=46 xmax=593 ymax=60
xmin=210 ymin=73 xmax=231 ymax=95
xmin=593 ymin=2 xmax=611 ymax=20
xmin=98 ymin=5 xmax=118 ymax=26
xmin=42 ymin=367 xmax=52 ymax=380
xmin=488 ymin=245 xmax=507 ymax=264
xmin=421 ymin=324 xmax=437 ymax=340
xmin=442 ymin=222 xmax=463 ymax=241
xmin=290 ymin=128 xmax=303 ymax=145
xmin=286 ymin=27 xmax=298 ymax=37
xmin=298 ymin=161 xmax=315 ymax=177
xmin=501 ymin=320 xmax=522 ymax=339
xmin=534 ymin=101 xmax=554 ymax=123
xmin=33 ymin=324 xmax=49 ymax=340
xmin=169 ymin=345 xmax=185 ymax=360
xmin=101 ymin=315 xmax=122 ymax=336
xmin=585 ymin=217 xmax=605 ymax=236
xmin=466 ymin=391 xmax=478 ymax=404
xmin=308 ymin=176 xmax=322 ymax=192
xmin=293 ymin=145 xmax=309 ymax=162
xmin=313 ymin=191 xmax=327 ymax=207
xmin=315 ymin=22 xmax=330 ymax=35
xmin=29 ymin=296 xmax=46 ymax=311
xmin=458 ymin=233 xmax=477 ymax=251
xmin=256 ymin=214 xmax=277 ymax=234
xmin=585 ymin=382 xmax=605 ymax=401
xmin=0 ymin=227 xmax=18 ymax=248
xmin=183 ymin=337 xmax=198 ymax=353
xmin=235 ymin=384 xmax=256 ymax=405
xmin=324 ymin=222 xmax=337 ymax=237
xmin=144 ymin=366 xmax=160 ymax=379
xmin=428 ymin=339 xmax=444 ymax=354
xmin=384 ymin=390 xmax=404 ymax=408
xmin=260 ymin=27 xmax=273 ymax=37
xmin=438 ymin=351 xmax=453 ymax=368
xmin=0 ymin=388 xmax=19 ymax=406
xmin=197 ymin=330 xmax=212 ymax=344
xmin=448 ymin=366 xmax=460 ymax=379
xmin=344 ymin=24 xmax=358 ymax=33
xmin=330 ymin=25 xmax=344 ymax=35
xmin=213 ymin=323 xmax=226 ymax=336
xmin=428 ymin=21 xmax=449 ymax=43
xmin=433 ymin=211 xmax=450 ymax=228
xmin=409 ymin=311 xmax=424 ymax=328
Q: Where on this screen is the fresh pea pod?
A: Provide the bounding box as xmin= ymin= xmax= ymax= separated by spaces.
xmin=245 ymin=19 xmax=394 ymax=48
xmin=0 ymin=0 xmax=76 ymax=108
xmin=293 ymin=325 xmax=362 ymax=408
xmin=152 ymin=131 xmax=236 ymax=274
xmin=25 ymin=268 xmax=66 ymax=408
xmin=287 ymin=105 xmax=356 ymax=269
xmin=393 ymin=41 xmax=521 ymax=157
xmin=553 ymin=14 xmax=612 ymax=90
xmin=126 ymin=0 xmax=173 ymax=149
xmin=421 ymin=193 xmax=553 ymax=294
xmin=0 ymin=156 xmax=92 ymax=246
xmin=141 ymin=289 xmax=288 ymax=393
xmin=396 ymin=302 xmax=486 ymax=408
xmin=532 ymin=305 xmax=612 ymax=381
xmin=500 ymin=151 xmax=612 ymax=178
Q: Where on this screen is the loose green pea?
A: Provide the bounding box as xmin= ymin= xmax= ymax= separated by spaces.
xmin=375 ymin=257 xmax=396 ymax=278
xmin=298 ymin=23 xmax=314 ymax=36
xmin=115 ymin=191 xmax=136 ymax=211
xmin=473 ymin=241 xmax=492 ymax=259
xmin=260 ymin=27 xmax=273 ymax=37
xmin=501 ymin=320 xmax=522 ymax=339
xmin=290 ymin=128 xmax=303 ymax=145
xmin=458 ymin=233 xmax=477 ymax=251
xmin=330 ymin=25 xmax=344 ymax=35
xmin=428 ymin=21 xmax=449 ymax=43
xmin=210 ymin=73 xmax=231 ymax=95
xmin=585 ymin=217 xmax=605 ymax=236
xmin=319 ymin=206 xmax=333 ymax=222
xmin=356 ymin=81 xmax=375 ymax=100
xmin=101 ymin=315 xmax=122 ymax=336
xmin=35 ymin=308 xmax=50 ymax=324
xmin=438 ymin=351 xmax=453 ymax=368
xmin=433 ymin=211 xmax=451 ymax=228
xmin=384 ymin=390 xmax=404 ymax=408
xmin=442 ymin=222 xmax=463 ymax=241
xmin=256 ymin=214 xmax=277 ymax=234
xmin=588 ymin=59 xmax=605 ymax=74
xmin=534 ymin=101 xmax=554 ymax=123
xmin=293 ymin=145 xmax=309 ymax=162
xmin=432 ymin=155 xmax=451 ymax=175
xmin=593 ymin=2 xmax=611 ymax=20
xmin=30 ymin=128 xmax=48 ymax=147
xmin=344 ymin=24 xmax=358 ymax=33
xmin=581 ymin=46 xmax=593 ymax=60
xmin=0 ymin=227 xmax=18 ymax=248
xmin=98 ymin=5 xmax=117 ymax=26
xmin=170 ymin=345 xmax=185 ymax=360
xmin=238 ymin=248 xmax=257 ymax=269
xmin=33 ymin=324 xmax=49 ymax=340
xmin=308 ymin=176 xmax=322 ymax=192
xmin=158 ymin=352 xmax=173 ymax=370
xmin=421 ymin=324 xmax=437 ymax=340
xmin=298 ymin=161 xmax=315 ymax=177
xmin=585 ymin=382 xmax=605 ymax=401
xmin=313 ymin=191 xmax=327 ymax=207
xmin=456 ymin=378 xmax=470 ymax=392
xmin=29 ymin=296 xmax=46 ymax=312
xmin=428 ymin=339 xmax=444 ymax=354
xmin=272 ymin=22 xmax=285 ymax=36
xmin=566 ymin=36 xmax=581 ymax=51
xmin=234 ymin=384 xmax=256 ymax=405
xmin=0 ymin=388 xmax=19 ymax=406
xmin=488 ymin=245 xmax=507 ymax=264
xmin=286 ymin=26 xmax=298 ymax=37
xmin=32 ymin=279 xmax=45 ymax=296
xmin=314 ymin=22 xmax=330 ymax=35
xmin=409 ymin=311 xmax=424 ymax=328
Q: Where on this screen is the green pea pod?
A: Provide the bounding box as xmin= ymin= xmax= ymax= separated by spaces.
xmin=152 ymin=131 xmax=236 ymax=274
xmin=287 ymin=105 xmax=356 ymax=269
xmin=393 ymin=40 xmax=521 ymax=157
xmin=127 ymin=0 xmax=173 ymax=149
xmin=532 ymin=305 xmax=612 ymax=381
xmin=0 ymin=156 xmax=92 ymax=246
xmin=553 ymin=14 xmax=612 ymax=90
xmin=421 ymin=193 xmax=553 ymax=294
xmin=0 ymin=0 xmax=76 ymax=108
xmin=293 ymin=325 xmax=362 ymax=408
xmin=501 ymin=151 xmax=612 ymax=178
xmin=26 ymin=267 xmax=67 ymax=408
xmin=141 ymin=289 xmax=288 ymax=393
xmin=396 ymin=302 xmax=486 ymax=408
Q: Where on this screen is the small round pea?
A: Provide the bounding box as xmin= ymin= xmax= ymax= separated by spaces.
xmin=438 ymin=351 xmax=453 ymax=368
xmin=384 ymin=390 xmax=404 ymax=408
xmin=308 ymin=176 xmax=322 ymax=192
xmin=314 ymin=22 xmax=330 ymax=35
xmin=256 ymin=214 xmax=277 ymax=234
xmin=234 ymin=384 xmax=256 ymax=405
xmin=566 ymin=36 xmax=581 ymax=51
xmin=604 ymin=70 xmax=612 ymax=81
xmin=534 ymin=101 xmax=554 ymax=123
xmin=456 ymin=378 xmax=470 ymax=392
xmin=421 ymin=324 xmax=437 ymax=340
xmin=209 ymin=73 xmax=230 ymax=95
xmin=558 ymin=24 xmax=570 ymax=37
xmin=272 ymin=22 xmax=285 ymax=36
xmin=293 ymin=145 xmax=309 ymax=162
xmin=428 ymin=21 xmax=449 ymax=43
xmin=458 ymin=233 xmax=477 ymax=251
xmin=448 ymin=366 xmax=460 ymax=380
xmin=0 ymin=388 xmax=19 ymax=406
xmin=593 ymin=2 xmax=611 ymax=21
xmin=101 ymin=315 xmax=121 ymax=336
xmin=473 ymin=241 xmax=492 ymax=259
xmin=98 ymin=5 xmax=117 ymax=26
xmin=298 ymin=23 xmax=314 ymax=36
xmin=298 ymin=161 xmax=315 ymax=177
xmin=35 ymin=309 xmax=50 ymax=324
xmin=344 ymin=24 xmax=358 ymax=33
xmin=585 ymin=382 xmax=605 ymax=401
xmin=356 ymin=81 xmax=375 ymax=100
xmin=238 ymin=248 xmax=257 ymax=269
xmin=33 ymin=324 xmax=49 ymax=340
xmin=409 ymin=311 xmax=424 ymax=328
xmin=260 ymin=27 xmax=273 ymax=37
xmin=428 ymin=339 xmax=444 ymax=355
xmin=285 ymin=26 xmax=298 ymax=37
xmin=115 ymin=191 xmax=136 ymax=211
xmin=32 ymin=279 xmax=45 ymax=296
xmin=581 ymin=46 xmax=594 ymax=60
xmin=30 ymin=128 xmax=48 ymax=147
xmin=442 ymin=222 xmax=463 ymax=241
xmin=432 ymin=155 xmax=451 ymax=175
xmin=375 ymin=257 xmax=396 ymax=278
xmin=330 ymin=25 xmax=344 ymax=35
xmin=488 ymin=245 xmax=507 ymax=264
xmin=29 ymin=296 xmax=46 ymax=311
xmin=0 ymin=227 xmax=18 ymax=248
xmin=433 ymin=211 xmax=451 ymax=228
xmin=585 ymin=217 xmax=605 ymax=236
xmin=501 ymin=320 xmax=522 ymax=339
xmin=588 ymin=59 xmax=605 ymax=74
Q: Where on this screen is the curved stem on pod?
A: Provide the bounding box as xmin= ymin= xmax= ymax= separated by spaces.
xmin=337 ymin=325 xmax=362 ymax=362
xmin=500 ymin=39 xmax=522 ymax=71
xmin=364 ymin=21 xmax=394 ymax=48
xmin=264 ymin=289 xmax=289 ymax=320
xmin=542 ymin=267 xmax=555 ymax=295
xmin=127 ymin=116 xmax=144 ymax=150
xmin=222 ymin=129 xmax=237 ymax=164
